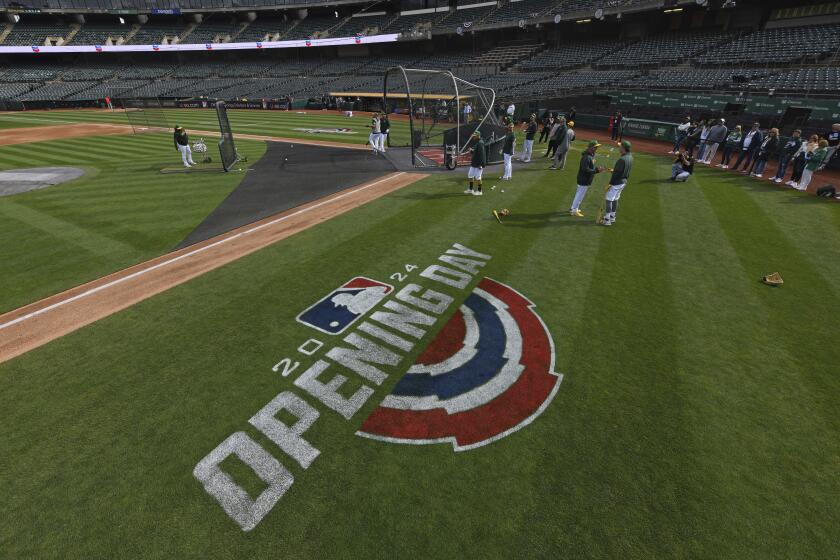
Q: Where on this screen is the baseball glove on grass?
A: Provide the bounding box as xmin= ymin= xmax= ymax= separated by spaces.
xmin=761 ymin=272 xmax=784 ymax=287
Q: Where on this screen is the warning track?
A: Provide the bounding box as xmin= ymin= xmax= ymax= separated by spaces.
xmin=0 ymin=171 xmax=426 ymax=364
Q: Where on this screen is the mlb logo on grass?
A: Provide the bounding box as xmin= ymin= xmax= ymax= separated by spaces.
xmin=297 ymin=277 xmax=393 ymax=335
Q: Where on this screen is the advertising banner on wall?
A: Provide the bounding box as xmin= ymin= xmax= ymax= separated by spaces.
xmin=0 ymin=33 xmax=400 ymax=54
xmin=609 ymin=91 xmax=840 ymax=121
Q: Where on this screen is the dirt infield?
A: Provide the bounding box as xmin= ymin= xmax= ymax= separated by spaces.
xmin=0 ymin=123 xmax=133 ymax=146
xmin=0 ymin=171 xmax=425 ymax=364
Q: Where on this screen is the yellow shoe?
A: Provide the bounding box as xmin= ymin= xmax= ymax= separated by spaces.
xmin=570 ymin=209 xmax=584 ymax=217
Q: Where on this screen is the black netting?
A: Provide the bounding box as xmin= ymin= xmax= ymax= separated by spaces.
xmin=216 ymin=100 xmax=240 ymax=172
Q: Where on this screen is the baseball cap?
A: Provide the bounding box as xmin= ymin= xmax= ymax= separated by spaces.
xmin=588 ymin=140 xmax=602 ymax=148
xmin=621 ymin=140 xmax=632 ymax=151
xmin=472 ymin=130 xmax=481 ymax=138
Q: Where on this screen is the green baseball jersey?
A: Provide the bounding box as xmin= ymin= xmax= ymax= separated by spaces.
xmin=577 ymin=152 xmax=598 ymax=186
xmin=610 ymin=153 xmax=633 ymax=185
xmin=174 ymin=130 xmax=189 ymax=147
xmin=502 ymin=132 xmax=515 ymax=155
xmin=470 ymin=139 xmax=487 ymax=167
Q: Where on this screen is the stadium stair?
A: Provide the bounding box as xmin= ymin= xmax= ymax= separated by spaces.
xmin=378 ymin=14 xmax=401 ymax=33
xmin=228 ymin=21 xmax=251 ymax=43
xmin=121 ymin=24 xmax=141 ymax=45
xmin=63 ymin=24 xmax=81 ymax=45
xmin=179 ymin=23 xmax=198 ymax=44
xmin=0 ymin=23 xmax=12 ymax=45
xmin=277 ymin=20 xmax=301 ymax=40
xmin=323 ymin=15 xmax=352 ymax=38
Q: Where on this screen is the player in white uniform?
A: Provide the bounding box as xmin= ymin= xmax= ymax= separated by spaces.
xmin=368 ymin=114 xmax=381 ymax=153
xmin=377 ymin=113 xmax=390 ymax=153
xmin=465 ymin=131 xmax=486 ymax=196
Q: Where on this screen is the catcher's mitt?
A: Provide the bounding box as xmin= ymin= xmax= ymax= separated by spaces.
xmin=761 ymin=272 xmax=784 ymax=287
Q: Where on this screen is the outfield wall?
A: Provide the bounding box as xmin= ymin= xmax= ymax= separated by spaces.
xmin=608 ymin=91 xmax=840 ymax=123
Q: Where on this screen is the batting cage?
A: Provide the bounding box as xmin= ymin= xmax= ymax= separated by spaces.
xmin=383 ymin=66 xmax=505 ymax=169
xmin=215 ymin=100 xmax=242 ymax=172
xmin=115 ymin=94 xmax=169 ymax=134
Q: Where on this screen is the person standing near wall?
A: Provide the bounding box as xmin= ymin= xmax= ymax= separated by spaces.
xmin=787 ymin=134 xmax=818 ymax=187
xmin=733 ymin=122 xmax=763 ymax=172
xmin=718 ymin=125 xmax=742 ymax=169
xmin=702 ymin=119 xmax=728 ymax=164
xmin=794 ymin=139 xmax=829 ymax=191
xmin=749 ymin=127 xmax=779 ymax=178
xmin=772 ymin=129 xmax=802 ymax=184
xmin=671 ymin=116 xmax=691 ymax=154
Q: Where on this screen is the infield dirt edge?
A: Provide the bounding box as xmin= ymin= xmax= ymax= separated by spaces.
xmin=0 ymin=171 xmax=426 ymax=364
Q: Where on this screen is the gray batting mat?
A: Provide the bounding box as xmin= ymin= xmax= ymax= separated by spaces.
xmin=0 ymin=167 xmax=85 ymax=197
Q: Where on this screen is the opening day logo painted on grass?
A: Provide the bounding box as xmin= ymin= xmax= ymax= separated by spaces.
xmin=193 ymin=243 xmax=562 ymax=531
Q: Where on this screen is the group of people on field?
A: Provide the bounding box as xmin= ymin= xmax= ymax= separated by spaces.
xmin=465 ymin=109 xmax=634 ymax=226
xmin=669 ymin=116 xmax=837 ymax=191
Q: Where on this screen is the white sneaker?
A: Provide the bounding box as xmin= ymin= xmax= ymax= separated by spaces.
xmin=754 ymin=174 xmax=763 ymax=178
xmin=790 ymin=182 xmax=799 ymax=189
xmin=716 ymin=164 xmax=724 ymax=168
xmin=721 ymin=165 xmax=729 ymax=169
xmin=464 ymin=189 xmax=473 ymax=194
xmin=473 ymin=190 xmax=483 ymax=196
xmin=773 ymin=178 xmax=782 ymax=183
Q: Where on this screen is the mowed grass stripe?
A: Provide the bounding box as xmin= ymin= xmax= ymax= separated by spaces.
xmin=0 ymin=136 xmax=268 ymax=312
xmin=658 ymin=163 xmax=837 ymax=557
xmin=528 ymin=153 xmax=693 ymax=557
xmin=730 ymin=173 xmax=840 ymax=296
xmin=0 ymin=198 xmax=136 ymax=257
xmin=430 ymin=159 xmax=609 ymax=557
xmin=698 ymin=170 xmax=840 ymax=419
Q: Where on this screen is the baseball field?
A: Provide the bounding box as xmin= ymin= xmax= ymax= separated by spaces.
xmin=1 ymin=108 xmax=838 ymax=558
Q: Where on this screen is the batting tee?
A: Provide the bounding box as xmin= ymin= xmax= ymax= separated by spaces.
xmin=383 ymin=67 xmax=506 ymax=169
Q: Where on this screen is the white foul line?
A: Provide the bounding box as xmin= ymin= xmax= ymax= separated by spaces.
xmin=0 ymin=172 xmax=406 ymax=332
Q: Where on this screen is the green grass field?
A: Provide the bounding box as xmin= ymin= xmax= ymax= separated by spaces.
xmin=0 ymin=107 xmax=415 ymax=146
xmin=0 ymin=132 xmax=267 ymax=313
xmin=1 ymin=111 xmax=839 ymax=558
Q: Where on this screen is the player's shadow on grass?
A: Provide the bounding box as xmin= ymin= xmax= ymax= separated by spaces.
xmin=499 ymin=211 xmax=592 ymax=228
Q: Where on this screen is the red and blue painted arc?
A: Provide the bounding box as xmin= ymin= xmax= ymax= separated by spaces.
xmin=357 ymin=277 xmax=562 ymax=451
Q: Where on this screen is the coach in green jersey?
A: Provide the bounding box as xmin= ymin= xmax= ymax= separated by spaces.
xmin=569 ymin=140 xmax=605 ymax=217
xmin=602 ymin=140 xmax=633 ymax=226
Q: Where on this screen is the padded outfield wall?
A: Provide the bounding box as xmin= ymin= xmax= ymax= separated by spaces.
xmin=608 ymin=91 xmax=840 ymax=123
